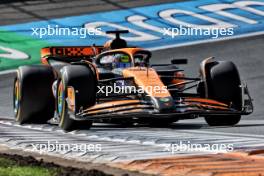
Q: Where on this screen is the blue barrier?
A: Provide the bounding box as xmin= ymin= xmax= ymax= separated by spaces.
xmin=1 ymin=0 xmax=263 ymax=49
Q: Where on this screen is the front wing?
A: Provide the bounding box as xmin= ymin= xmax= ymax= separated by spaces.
xmin=73 ymin=96 xmax=253 ymax=121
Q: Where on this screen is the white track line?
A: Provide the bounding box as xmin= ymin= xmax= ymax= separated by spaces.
xmin=181 ymin=129 xmax=264 ymax=139
xmin=150 ymin=31 xmax=264 ymax=51
xmin=0 ymin=69 xmax=16 ymax=75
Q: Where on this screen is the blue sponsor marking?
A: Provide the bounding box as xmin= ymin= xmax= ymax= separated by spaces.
xmin=0 ymin=0 xmax=264 ymax=49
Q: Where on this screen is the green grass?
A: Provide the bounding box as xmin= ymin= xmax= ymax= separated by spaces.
xmin=0 ymin=158 xmax=15 ymax=167
xmin=0 ymin=157 xmax=57 ymax=176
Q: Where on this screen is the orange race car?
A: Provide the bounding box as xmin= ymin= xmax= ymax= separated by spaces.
xmin=13 ymin=30 xmax=253 ymax=131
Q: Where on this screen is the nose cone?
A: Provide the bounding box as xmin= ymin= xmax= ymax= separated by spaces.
xmin=152 ymin=97 xmax=175 ymax=112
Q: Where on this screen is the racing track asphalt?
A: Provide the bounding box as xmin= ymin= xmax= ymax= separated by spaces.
xmin=0 ymin=0 xmax=264 ymax=135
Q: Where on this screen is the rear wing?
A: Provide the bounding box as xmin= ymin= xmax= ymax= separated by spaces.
xmin=41 ymin=46 xmax=104 ymax=64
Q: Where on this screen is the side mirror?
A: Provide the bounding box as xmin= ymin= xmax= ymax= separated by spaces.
xmin=171 ymin=58 xmax=188 ymax=64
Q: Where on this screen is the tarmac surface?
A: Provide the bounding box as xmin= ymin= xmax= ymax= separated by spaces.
xmin=0 ymin=0 xmax=264 ymax=169
xmin=0 ymin=1 xmax=264 ymax=176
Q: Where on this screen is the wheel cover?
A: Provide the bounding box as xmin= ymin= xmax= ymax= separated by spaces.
xmin=13 ymin=79 xmax=20 ymax=117
xmin=57 ymin=82 xmax=65 ymax=117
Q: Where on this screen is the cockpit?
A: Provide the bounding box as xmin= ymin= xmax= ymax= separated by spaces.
xmin=98 ymin=52 xmax=131 ymax=70
xmin=96 ymin=49 xmax=151 ymax=70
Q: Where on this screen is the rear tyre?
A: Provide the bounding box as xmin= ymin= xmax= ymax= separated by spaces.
xmin=13 ymin=65 xmax=55 ymax=124
xmin=57 ymin=65 xmax=96 ymax=132
xmin=204 ymin=61 xmax=242 ymax=126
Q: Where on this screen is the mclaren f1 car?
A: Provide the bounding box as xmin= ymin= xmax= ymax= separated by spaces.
xmin=13 ymin=30 xmax=253 ymax=131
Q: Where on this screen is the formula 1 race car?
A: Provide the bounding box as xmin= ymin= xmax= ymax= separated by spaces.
xmin=13 ymin=30 xmax=253 ymax=131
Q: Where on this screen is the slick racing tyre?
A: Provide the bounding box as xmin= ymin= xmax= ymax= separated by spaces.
xmin=14 ymin=65 xmax=55 ymax=124
xmin=204 ymin=61 xmax=242 ymax=126
xmin=57 ymin=65 xmax=96 ymax=132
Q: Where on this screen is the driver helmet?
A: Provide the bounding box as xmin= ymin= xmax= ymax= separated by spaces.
xmin=113 ymin=54 xmax=131 ymax=69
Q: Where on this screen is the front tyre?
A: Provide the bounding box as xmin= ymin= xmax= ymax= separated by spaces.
xmin=204 ymin=61 xmax=242 ymax=126
xmin=205 ymin=115 xmax=241 ymax=126
xmin=57 ymin=65 xmax=96 ymax=131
